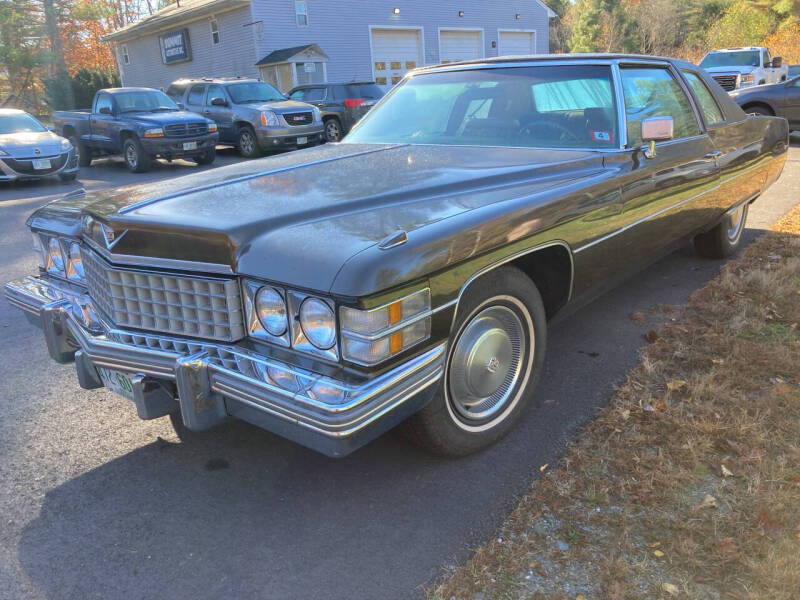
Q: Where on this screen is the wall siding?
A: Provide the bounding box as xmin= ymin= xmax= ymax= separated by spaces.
xmin=115 ymin=5 xmax=259 ymax=90
xmin=250 ymin=0 xmax=551 ymax=84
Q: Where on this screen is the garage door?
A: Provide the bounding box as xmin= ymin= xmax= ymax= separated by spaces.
xmin=498 ymin=31 xmax=535 ymax=57
xmin=439 ymin=29 xmax=483 ymax=64
xmin=371 ymin=28 xmax=423 ymax=88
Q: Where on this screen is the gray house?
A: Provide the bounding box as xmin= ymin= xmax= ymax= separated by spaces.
xmin=105 ymin=0 xmax=555 ymax=92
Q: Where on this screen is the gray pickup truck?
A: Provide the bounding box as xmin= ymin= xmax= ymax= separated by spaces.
xmin=53 ymin=88 xmax=219 ymax=173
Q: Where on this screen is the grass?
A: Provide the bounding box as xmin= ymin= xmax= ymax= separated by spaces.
xmin=429 ymin=204 xmax=800 ymax=600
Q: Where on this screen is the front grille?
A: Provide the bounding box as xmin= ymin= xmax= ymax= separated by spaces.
xmin=83 ymin=249 xmax=244 ymax=342
xmin=109 ymin=331 xmax=239 ymax=371
xmin=712 ymin=75 xmax=737 ymax=91
xmin=284 ymin=112 xmax=313 ymax=126
xmin=3 ymin=153 xmax=67 ymax=175
xmin=164 ymin=122 xmax=208 ymax=137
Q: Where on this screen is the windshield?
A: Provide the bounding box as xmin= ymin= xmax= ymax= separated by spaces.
xmin=115 ymin=91 xmax=179 ymax=113
xmin=700 ymin=51 xmax=760 ymax=68
xmin=345 ymin=65 xmax=619 ymax=150
xmin=0 ymin=113 xmax=47 ymax=134
xmin=228 ymin=82 xmax=284 ymax=104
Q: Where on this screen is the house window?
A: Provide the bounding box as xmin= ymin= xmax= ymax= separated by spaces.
xmin=295 ymin=1 xmax=308 ymax=26
xmin=210 ymin=19 xmax=220 ymax=44
xmin=120 ymin=44 xmax=130 ymax=65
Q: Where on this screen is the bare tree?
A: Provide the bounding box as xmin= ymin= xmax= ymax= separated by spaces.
xmin=636 ymin=0 xmax=681 ymax=56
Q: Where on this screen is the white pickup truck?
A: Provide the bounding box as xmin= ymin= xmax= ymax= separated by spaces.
xmin=699 ymin=47 xmax=788 ymax=92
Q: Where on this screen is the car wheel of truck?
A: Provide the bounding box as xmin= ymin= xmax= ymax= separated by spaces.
xmin=238 ymin=126 xmax=260 ymax=158
xmin=324 ymin=117 xmax=342 ymax=142
xmin=193 ymin=146 xmax=216 ymax=165
xmin=69 ymin=135 xmax=92 ymax=167
xmin=402 ymin=266 xmax=547 ymax=456
xmin=123 ymin=137 xmax=151 ymax=173
xmin=694 ymin=202 xmax=749 ymax=259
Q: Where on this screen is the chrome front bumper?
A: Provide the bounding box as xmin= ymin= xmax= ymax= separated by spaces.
xmin=5 ymin=275 xmax=445 ymax=457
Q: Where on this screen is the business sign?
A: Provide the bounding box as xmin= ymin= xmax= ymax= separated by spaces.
xmin=160 ymin=28 xmax=191 ymax=64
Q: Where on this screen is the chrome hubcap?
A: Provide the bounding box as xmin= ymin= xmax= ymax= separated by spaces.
xmin=448 ymin=305 xmax=526 ymax=421
xmin=125 ymin=144 xmax=137 ymax=168
xmin=727 ymin=204 xmax=746 ymax=241
xmin=326 ymin=121 xmax=340 ymax=141
xmin=241 ymin=132 xmax=254 ymax=154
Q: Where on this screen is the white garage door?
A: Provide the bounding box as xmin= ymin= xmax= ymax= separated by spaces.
xmin=439 ymin=29 xmax=483 ymax=64
xmin=498 ymin=31 xmax=536 ymax=57
xmin=371 ymin=28 xmax=423 ymax=89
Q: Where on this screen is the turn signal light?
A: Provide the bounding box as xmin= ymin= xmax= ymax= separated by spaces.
xmin=345 ymin=98 xmax=365 ymax=108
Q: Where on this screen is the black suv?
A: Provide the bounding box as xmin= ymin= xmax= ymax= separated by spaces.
xmin=287 ymin=82 xmax=384 ymax=142
xmin=167 ymin=77 xmax=324 ymax=157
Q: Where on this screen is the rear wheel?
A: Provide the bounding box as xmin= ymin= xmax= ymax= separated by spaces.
xmin=402 ymin=266 xmax=547 ymax=456
xmin=123 ymin=137 xmax=152 ymax=173
xmin=694 ymin=202 xmax=749 ymax=259
xmin=238 ymin=126 xmax=260 ymax=158
xmin=324 ymin=117 xmax=342 ymax=142
xmin=69 ymin=135 xmax=92 ymax=167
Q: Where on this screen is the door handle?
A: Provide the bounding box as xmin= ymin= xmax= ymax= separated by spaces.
xmin=705 ymin=151 xmax=722 ymax=158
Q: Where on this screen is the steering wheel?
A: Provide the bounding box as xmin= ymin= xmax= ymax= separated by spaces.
xmin=519 ymin=120 xmax=580 ymax=142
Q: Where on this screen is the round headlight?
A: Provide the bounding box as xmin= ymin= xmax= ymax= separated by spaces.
xmin=255 ymin=286 xmax=287 ymax=336
xmin=47 ymin=237 xmax=64 ymax=273
xmin=299 ymin=297 xmax=336 ymax=349
xmin=266 ymin=366 xmax=299 ymax=392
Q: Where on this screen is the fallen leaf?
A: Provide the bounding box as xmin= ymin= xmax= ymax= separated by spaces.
xmin=645 ymin=330 xmax=660 ymax=343
xmin=653 ymin=549 xmax=665 ymax=557
xmin=630 ymin=312 xmax=645 ymax=324
xmin=576 ymin=595 xmax=585 ymax=600
xmin=693 ymin=494 xmax=718 ymax=512
xmin=646 ymin=541 xmax=661 ymax=548
xmin=795 ymin=525 xmax=800 ymax=540
xmin=540 ymin=463 xmax=548 ymax=472
xmin=717 ymin=537 xmax=738 ymax=559
xmin=721 ymin=464 xmax=734 ymax=478
xmin=712 ymin=358 xmax=725 ymax=365
xmin=621 ymin=409 xmax=630 ymax=421
xmin=655 ymin=400 xmax=667 ymax=412
xmin=666 ymin=379 xmax=687 ymax=391
xmin=661 ymin=582 xmax=679 ymax=596
xmin=755 ymin=509 xmax=783 ymax=538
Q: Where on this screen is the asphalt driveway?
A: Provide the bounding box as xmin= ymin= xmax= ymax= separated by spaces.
xmin=1 ymin=140 xmax=798 ymax=600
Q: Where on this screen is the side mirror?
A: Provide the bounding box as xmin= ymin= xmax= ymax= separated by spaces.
xmin=641 ymin=116 xmax=673 ymax=158
xmin=210 ymin=97 xmax=228 ymax=107
xmin=98 ymin=106 xmax=112 ymax=115
xmin=772 ymin=57 xmax=782 ymax=68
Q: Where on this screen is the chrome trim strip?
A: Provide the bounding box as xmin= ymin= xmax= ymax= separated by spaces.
xmin=118 ymin=144 xmax=405 ymax=215
xmin=573 ymin=159 xmax=768 ymax=254
xmin=611 ymin=62 xmax=627 ymax=150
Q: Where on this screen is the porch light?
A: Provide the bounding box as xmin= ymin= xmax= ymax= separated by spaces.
xmin=393 ymin=7 xmax=400 ymax=14
xmin=458 ymin=10 xmax=464 ymax=17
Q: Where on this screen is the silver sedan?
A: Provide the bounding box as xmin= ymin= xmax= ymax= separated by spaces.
xmin=0 ymin=109 xmax=79 ymax=182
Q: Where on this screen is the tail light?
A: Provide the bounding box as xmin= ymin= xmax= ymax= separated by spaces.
xmin=345 ymin=98 xmax=365 ymax=108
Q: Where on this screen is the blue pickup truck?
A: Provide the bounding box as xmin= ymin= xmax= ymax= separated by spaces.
xmin=53 ymin=88 xmax=219 ymax=172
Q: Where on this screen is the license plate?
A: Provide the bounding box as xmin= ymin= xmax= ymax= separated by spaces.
xmin=296 ymin=136 xmax=308 ymax=145
xmin=182 ymin=141 xmax=197 ymax=151
xmin=98 ymin=367 xmax=135 ymax=401
xmin=32 ymin=159 xmax=51 ymax=170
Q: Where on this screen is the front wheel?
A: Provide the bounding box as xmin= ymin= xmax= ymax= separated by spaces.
xmin=402 ymin=266 xmax=547 ymax=456
xmin=694 ymin=202 xmax=749 ymax=259
xmin=123 ymin=137 xmax=152 ymax=173
xmin=193 ymin=146 xmax=216 ymax=165
xmin=238 ymin=126 xmax=260 ymax=158
xmin=324 ymin=117 xmax=342 ymax=142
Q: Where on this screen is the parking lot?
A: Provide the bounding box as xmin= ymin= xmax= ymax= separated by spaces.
xmin=1 ymin=140 xmax=799 ymax=600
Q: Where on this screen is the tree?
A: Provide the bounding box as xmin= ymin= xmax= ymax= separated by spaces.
xmin=706 ymin=0 xmax=774 ymax=48
xmin=567 ymin=0 xmax=639 ymax=53
xmin=636 ymin=0 xmax=682 ymax=55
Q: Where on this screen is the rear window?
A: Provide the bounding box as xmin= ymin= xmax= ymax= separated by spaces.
xmin=344 ymin=84 xmax=384 ymax=99
xmin=187 ymin=85 xmax=205 ymax=105
xmin=166 ymin=83 xmax=188 ymax=100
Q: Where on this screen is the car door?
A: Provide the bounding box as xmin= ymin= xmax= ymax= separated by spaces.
xmin=778 ymin=77 xmax=800 ymax=127
xmin=91 ymin=92 xmax=115 ymax=151
xmin=184 ymin=84 xmax=206 ymax=116
xmin=204 ymin=84 xmax=235 ymax=142
xmin=612 ymin=63 xmax=720 ymax=260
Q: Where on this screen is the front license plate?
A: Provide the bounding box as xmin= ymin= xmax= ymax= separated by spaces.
xmin=32 ymin=159 xmax=51 ymax=170
xmin=296 ymin=136 xmax=308 ymax=145
xmin=98 ymin=367 xmax=135 ymax=401
xmin=182 ymin=141 xmax=197 ymax=151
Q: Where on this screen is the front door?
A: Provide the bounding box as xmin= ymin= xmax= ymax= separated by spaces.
xmin=91 ymin=92 xmax=115 ymax=151
xmin=204 ymin=85 xmax=235 ymax=143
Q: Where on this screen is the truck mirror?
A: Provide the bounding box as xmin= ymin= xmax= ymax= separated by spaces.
xmin=210 ymin=97 xmax=228 ymax=107
xmin=98 ymin=106 xmax=112 ymax=115
xmin=641 ymin=116 xmax=674 ymax=159
xmin=772 ymin=57 xmax=782 ymax=68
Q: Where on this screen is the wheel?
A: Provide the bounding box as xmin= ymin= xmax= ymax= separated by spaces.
xmin=123 ymin=137 xmax=151 ymax=173
xmin=168 ymin=411 xmax=196 ymax=441
xmin=758 ymin=80 xmax=766 ymax=85
xmin=238 ymin=126 xmax=260 ymax=158
xmin=69 ymin=135 xmax=91 ymax=167
xmin=58 ymin=172 xmax=77 ymax=181
xmin=402 ymin=266 xmax=547 ymax=456
xmin=694 ymin=202 xmax=749 ymax=259
xmin=193 ymin=145 xmax=216 ymax=165
xmin=324 ymin=117 xmax=342 ymax=142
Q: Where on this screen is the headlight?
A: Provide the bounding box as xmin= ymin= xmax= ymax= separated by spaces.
xmin=60 ymin=138 xmax=72 ymax=152
xmin=65 ymin=242 xmax=84 ymax=282
xmin=260 ymin=111 xmax=279 ymax=127
xmin=340 ymin=288 xmax=431 ymax=365
xmin=143 ymin=128 xmax=164 ymax=138
xmin=32 ymin=233 xmax=45 ymax=269
xmin=740 ymin=74 xmax=754 ymax=86
xmin=255 ymin=286 xmax=288 ymax=336
xmin=207 ymin=123 xmax=218 ymax=133
xmin=45 ymin=236 xmax=65 ymax=276
xmin=299 ymin=297 xmax=336 ymax=349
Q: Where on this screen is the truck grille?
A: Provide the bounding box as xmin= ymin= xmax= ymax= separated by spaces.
xmin=711 ymin=75 xmax=737 ymax=91
xmin=164 ymin=122 xmax=208 ymax=137
xmin=3 ymin=153 xmax=68 ymax=175
xmin=284 ymin=112 xmax=313 ymax=126
xmin=83 ymin=249 xmax=244 ymax=342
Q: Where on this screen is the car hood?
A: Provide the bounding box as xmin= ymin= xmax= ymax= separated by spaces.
xmin=122 ymin=110 xmax=211 ymax=126
xmin=29 ymin=143 xmax=604 ymax=296
xmin=0 ymin=131 xmax=64 ymax=157
xmin=703 ymin=66 xmax=755 ymax=75
xmin=240 ymin=99 xmax=315 ymax=114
